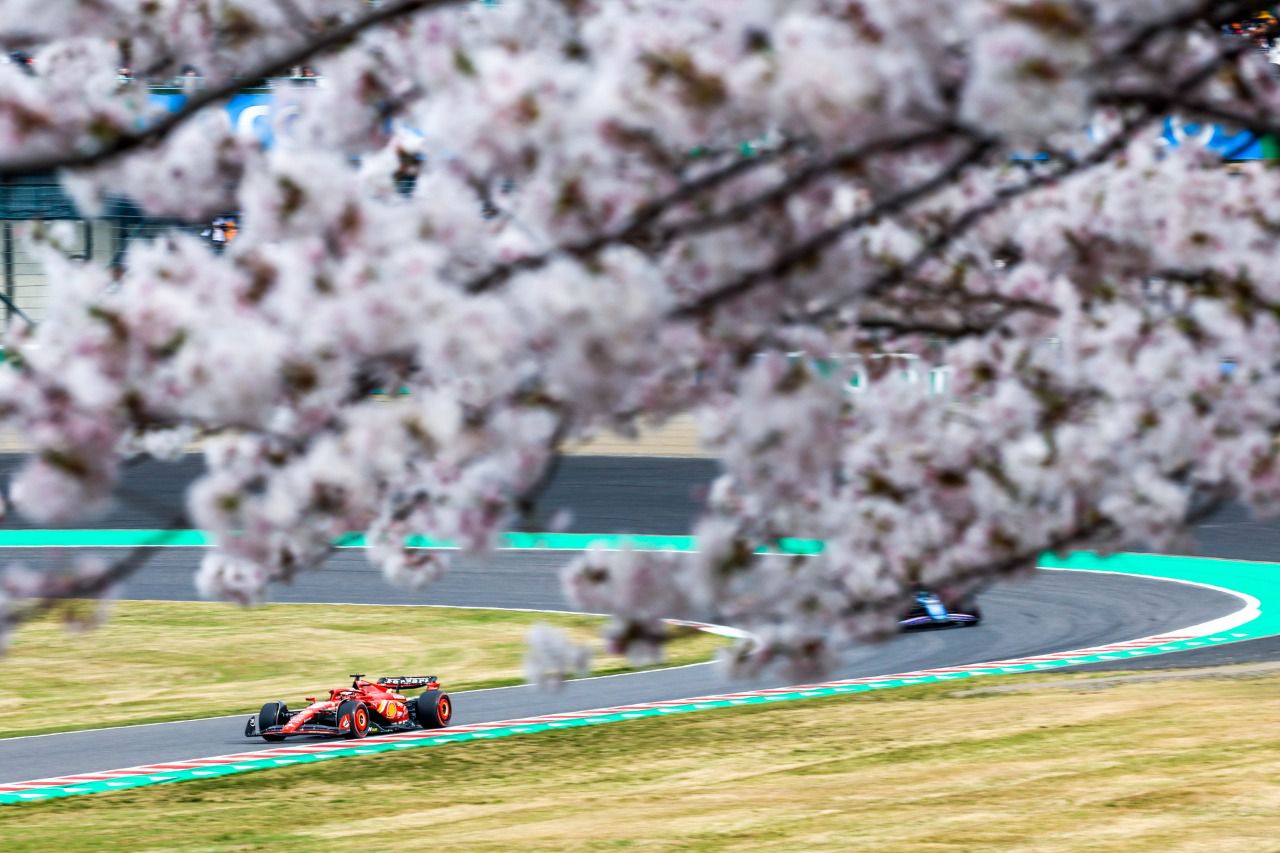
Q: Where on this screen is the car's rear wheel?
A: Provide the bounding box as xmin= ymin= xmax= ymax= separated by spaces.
xmin=338 ymin=699 xmax=370 ymax=739
xmin=415 ymin=690 xmax=452 ymax=729
xmin=258 ymin=701 xmax=288 ymax=742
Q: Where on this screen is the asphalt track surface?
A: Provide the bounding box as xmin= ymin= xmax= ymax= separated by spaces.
xmin=0 ymin=455 xmax=720 ymax=535
xmin=0 ymin=454 xmax=1274 ymax=784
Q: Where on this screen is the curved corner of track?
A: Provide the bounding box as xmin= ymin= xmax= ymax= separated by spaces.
xmin=2 ymin=543 xmax=1277 ymax=803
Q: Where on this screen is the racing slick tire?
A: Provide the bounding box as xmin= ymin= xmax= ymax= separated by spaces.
xmin=338 ymin=699 xmax=370 ymax=739
xmin=960 ymin=602 xmax=983 ymax=626
xmin=258 ymin=701 xmax=289 ymax=742
xmin=414 ymin=690 xmax=453 ymax=729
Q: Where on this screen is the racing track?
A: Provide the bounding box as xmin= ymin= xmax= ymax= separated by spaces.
xmin=0 ymin=455 xmax=1275 ymax=789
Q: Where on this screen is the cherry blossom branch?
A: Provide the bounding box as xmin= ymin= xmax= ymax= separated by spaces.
xmin=0 ymin=0 xmax=469 ymax=178
xmin=0 ymin=291 xmax=32 ymax=325
xmin=671 ymin=136 xmax=997 ymax=319
xmin=1101 ymin=91 xmax=1280 ymax=141
xmin=512 ymin=415 xmax=572 ymax=532
xmin=8 ymin=0 xmax=1280 ymax=672
xmin=2 ymin=513 xmax=185 ymax=630
xmin=711 ymin=481 xmax=1233 ymax=669
xmin=836 ymin=478 xmax=1229 ymax=626
xmin=798 ymin=44 xmax=1264 ymax=328
xmin=468 ymin=124 xmax=979 ymax=297
xmin=1096 ymin=14 xmax=1280 ymax=137
xmin=464 ymin=135 xmax=809 ymax=293
xmin=1104 ymin=0 xmax=1264 ymax=65
xmin=853 ymin=295 xmax=1058 ymax=341
xmin=852 ymin=315 xmax=1012 ymax=340
xmin=683 ymin=18 xmax=1270 ymax=334
xmin=860 ymin=128 xmax=1150 ymax=304
xmin=652 ymin=125 xmax=985 ymax=242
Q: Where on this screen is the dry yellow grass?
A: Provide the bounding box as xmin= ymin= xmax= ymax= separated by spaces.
xmin=5 ymin=668 xmax=1280 ymax=850
xmin=0 ymin=415 xmax=713 ymax=456
xmin=0 ymin=600 xmax=724 ymax=738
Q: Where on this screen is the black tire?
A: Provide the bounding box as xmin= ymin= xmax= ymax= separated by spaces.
xmin=414 ymin=690 xmax=453 ymax=729
xmin=960 ymin=603 xmax=982 ymax=626
xmin=338 ymin=699 xmax=370 ymax=739
xmin=258 ymin=701 xmax=288 ymax=742
xmin=945 ymin=593 xmax=981 ymax=627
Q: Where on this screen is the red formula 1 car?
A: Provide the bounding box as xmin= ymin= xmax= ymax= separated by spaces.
xmin=244 ymin=674 xmax=453 ymax=741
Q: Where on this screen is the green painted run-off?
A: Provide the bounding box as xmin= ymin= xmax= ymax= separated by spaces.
xmin=0 ymin=529 xmax=822 ymax=552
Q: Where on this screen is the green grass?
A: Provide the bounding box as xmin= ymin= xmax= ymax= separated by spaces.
xmin=0 ymin=600 xmax=725 ymax=738
xmin=5 ymin=669 xmax=1280 ymax=850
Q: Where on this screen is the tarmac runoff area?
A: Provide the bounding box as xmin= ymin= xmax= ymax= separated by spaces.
xmin=0 ymin=453 xmax=1279 ymax=801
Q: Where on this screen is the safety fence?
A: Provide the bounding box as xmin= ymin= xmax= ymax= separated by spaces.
xmin=0 ymin=176 xmax=212 ymax=329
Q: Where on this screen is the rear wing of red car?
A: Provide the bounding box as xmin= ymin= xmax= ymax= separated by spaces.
xmin=377 ymin=676 xmax=438 ymax=689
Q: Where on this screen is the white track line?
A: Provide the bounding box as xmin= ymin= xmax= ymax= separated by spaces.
xmin=1038 ymin=565 xmax=1261 ymax=644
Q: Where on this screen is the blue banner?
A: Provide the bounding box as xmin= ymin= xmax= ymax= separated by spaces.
xmin=150 ymin=91 xmax=292 ymax=147
xmin=1162 ymin=116 xmax=1265 ymax=160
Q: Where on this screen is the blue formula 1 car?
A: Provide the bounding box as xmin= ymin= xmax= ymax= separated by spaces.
xmin=899 ymin=590 xmax=982 ymax=630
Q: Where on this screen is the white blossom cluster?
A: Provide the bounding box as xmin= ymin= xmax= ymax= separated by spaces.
xmin=523 ymin=621 xmax=591 ymax=690
xmin=2 ymin=1 xmax=1279 ymax=675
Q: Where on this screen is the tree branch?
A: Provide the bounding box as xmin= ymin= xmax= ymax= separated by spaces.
xmin=511 ymin=410 xmax=572 ymax=532
xmin=826 ymin=478 xmax=1231 ymax=626
xmin=2 ymin=513 xmax=186 ymax=630
xmin=799 ymin=32 xmax=1266 ymax=328
xmin=1100 ymin=90 xmax=1280 ymax=142
xmin=466 ymin=125 xmax=972 ymax=296
xmin=854 ymin=295 xmax=1058 ymax=341
xmin=652 ymin=125 xmax=977 ymax=245
xmin=671 ymin=137 xmax=996 ymax=320
xmin=464 ymin=136 xmax=807 ymax=293
xmin=1103 ymin=0 xmax=1264 ymax=67
xmin=0 ymin=0 xmax=468 ymax=178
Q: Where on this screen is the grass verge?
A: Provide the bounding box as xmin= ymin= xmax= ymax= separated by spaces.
xmin=5 ymin=669 xmax=1280 ymax=851
xmin=0 ymin=600 xmax=724 ymax=738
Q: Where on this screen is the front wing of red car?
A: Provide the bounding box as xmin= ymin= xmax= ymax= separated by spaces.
xmin=245 ymin=710 xmax=419 ymax=739
xmin=245 ymin=718 xmax=349 ymax=738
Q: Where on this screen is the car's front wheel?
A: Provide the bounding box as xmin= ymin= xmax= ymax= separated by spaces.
xmin=962 ymin=603 xmax=982 ymax=626
xmin=338 ymin=699 xmax=370 ymax=738
xmin=258 ymin=701 xmax=288 ymax=742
